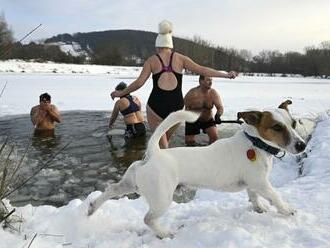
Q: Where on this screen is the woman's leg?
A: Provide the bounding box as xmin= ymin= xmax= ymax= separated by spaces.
xmin=165 ymin=123 xmax=180 ymax=144
xmin=146 ymin=105 xmax=168 ymax=148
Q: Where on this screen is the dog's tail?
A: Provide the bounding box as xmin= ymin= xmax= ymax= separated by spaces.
xmin=146 ymin=110 xmax=199 ymax=156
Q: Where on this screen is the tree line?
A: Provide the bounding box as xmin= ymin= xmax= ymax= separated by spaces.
xmin=1 ymin=14 xmax=329 ymax=77
xmin=0 ymin=14 xmax=85 ymax=64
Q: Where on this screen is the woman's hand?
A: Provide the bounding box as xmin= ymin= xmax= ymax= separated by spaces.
xmin=227 ymin=71 xmax=239 ymax=79
xmin=110 ymin=90 xmax=121 ymax=100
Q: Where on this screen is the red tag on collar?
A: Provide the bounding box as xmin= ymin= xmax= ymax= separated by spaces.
xmin=247 ymin=149 xmax=257 ymax=161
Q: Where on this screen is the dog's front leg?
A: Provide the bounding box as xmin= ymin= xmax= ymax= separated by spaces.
xmin=88 ymin=181 xmax=135 ymax=216
xmin=144 ymin=211 xmax=174 ymax=239
xmin=88 ymin=191 xmax=109 ymax=216
xmin=253 ymin=181 xmax=296 ymax=216
xmin=247 ymin=189 xmax=268 ymax=213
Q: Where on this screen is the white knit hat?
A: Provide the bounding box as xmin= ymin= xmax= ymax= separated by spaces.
xmin=155 ymin=20 xmax=173 ymax=48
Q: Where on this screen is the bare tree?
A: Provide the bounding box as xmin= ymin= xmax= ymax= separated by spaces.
xmin=0 ymin=13 xmax=14 ymax=57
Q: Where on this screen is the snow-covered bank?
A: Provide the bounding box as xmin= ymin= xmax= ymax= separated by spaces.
xmin=0 ymin=59 xmax=142 ymax=75
xmin=1 ymin=117 xmax=330 ymax=247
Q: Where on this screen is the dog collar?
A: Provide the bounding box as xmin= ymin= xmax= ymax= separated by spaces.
xmin=244 ymin=132 xmax=281 ymax=156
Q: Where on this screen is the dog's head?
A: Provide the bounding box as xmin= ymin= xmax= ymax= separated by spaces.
xmin=237 ymin=100 xmax=306 ymax=154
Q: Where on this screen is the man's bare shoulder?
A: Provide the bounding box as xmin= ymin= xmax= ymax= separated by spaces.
xmin=30 ymin=105 xmax=39 ymax=113
xmin=210 ymin=88 xmax=220 ymax=96
xmin=50 ymin=104 xmax=59 ymax=110
xmin=185 ymin=86 xmax=200 ymax=96
xmin=31 ymin=105 xmax=39 ymax=109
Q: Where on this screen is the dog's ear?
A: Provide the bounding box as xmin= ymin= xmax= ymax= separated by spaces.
xmin=278 ymin=100 xmax=292 ymax=111
xmin=237 ymin=111 xmax=263 ymax=126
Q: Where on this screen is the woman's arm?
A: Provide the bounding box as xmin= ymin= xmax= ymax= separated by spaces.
xmin=182 ymin=55 xmax=238 ymax=79
xmin=109 ymin=101 xmax=120 ymax=128
xmin=111 ymin=59 xmax=152 ymax=99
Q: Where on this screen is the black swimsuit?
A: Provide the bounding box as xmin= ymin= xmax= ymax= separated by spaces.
xmin=147 ymin=52 xmax=184 ymax=119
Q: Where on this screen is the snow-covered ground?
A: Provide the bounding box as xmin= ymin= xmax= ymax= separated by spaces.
xmin=1 ymin=60 xmax=330 ymax=119
xmin=0 ymin=59 xmax=141 ymax=75
xmin=1 ymin=61 xmax=330 ymax=247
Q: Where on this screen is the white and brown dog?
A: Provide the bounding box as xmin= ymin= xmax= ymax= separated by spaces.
xmin=88 ymin=101 xmax=306 ymax=238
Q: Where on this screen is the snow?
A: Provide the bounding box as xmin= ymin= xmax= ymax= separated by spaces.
xmin=46 ymin=41 xmax=90 ymax=58
xmin=0 ymin=59 xmax=141 ymax=75
xmin=1 ymin=61 xmax=330 ymax=247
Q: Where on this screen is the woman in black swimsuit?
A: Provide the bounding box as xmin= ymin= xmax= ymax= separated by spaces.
xmin=111 ymin=20 xmax=238 ymax=148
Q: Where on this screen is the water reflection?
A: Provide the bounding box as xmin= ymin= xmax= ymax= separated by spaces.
xmin=32 ymin=129 xmax=61 ymax=156
xmin=107 ymin=133 xmax=147 ymax=168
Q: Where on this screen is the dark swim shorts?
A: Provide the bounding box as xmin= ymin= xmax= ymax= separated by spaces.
xmin=185 ymin=118 xmax=216 ymax=135
xmin=125 ymin=122 xmax=146 ymax=139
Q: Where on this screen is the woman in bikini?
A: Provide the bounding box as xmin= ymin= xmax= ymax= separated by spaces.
xmin=111 ymin=20 xmax=238 ymax=148
xmin=109 ymin=82 xmax=146 ymax=139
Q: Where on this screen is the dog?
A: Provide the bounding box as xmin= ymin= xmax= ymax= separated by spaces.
xmin=88 ymin=101 xmax=306 ymax=239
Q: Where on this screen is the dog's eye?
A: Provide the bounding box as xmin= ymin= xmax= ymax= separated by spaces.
xmin=272 ymin=124 xmax=283 ymax=132
xmin=292 ymin=120 xmax=297 ymax=129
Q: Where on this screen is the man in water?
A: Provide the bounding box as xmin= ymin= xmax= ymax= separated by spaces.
xmin=30 ymin=93 xmax=61 ymax=134
xmin=109 ymin=82 xmax=146 ymax=139
xmin=184 ymin=75 xmax=224 ymax=146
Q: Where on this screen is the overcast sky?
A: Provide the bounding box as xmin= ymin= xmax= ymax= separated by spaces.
xmin=1 ymin=0 xmax=329 ymax=54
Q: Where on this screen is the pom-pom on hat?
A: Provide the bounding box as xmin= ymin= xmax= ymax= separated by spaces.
xmin=155 ymin=20 xmax=173 ymax=49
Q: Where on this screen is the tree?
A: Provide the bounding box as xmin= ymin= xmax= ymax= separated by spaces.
xmin=0 ymin=13 xmax=14 ymax=59
xmin=91 ymin=43 xmax=123 ymax=65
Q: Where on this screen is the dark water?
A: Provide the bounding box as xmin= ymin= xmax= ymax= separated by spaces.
xmin=0 ymin=111 xmax=238 ymax=207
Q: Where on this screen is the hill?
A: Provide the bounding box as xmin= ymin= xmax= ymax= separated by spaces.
xmin=44 ymin=29 xmax=246 ymax=70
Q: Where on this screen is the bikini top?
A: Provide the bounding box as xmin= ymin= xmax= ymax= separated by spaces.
xmin=120 ymin=95 xmax=140 ymax=116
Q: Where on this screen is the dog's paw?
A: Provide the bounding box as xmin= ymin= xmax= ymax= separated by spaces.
xmin=278 ymin=204 xmax=296 ymax=216
xmin=87 ymin=202 xmax=95 ymax=216
xmin=253 ymin=205 xmax=267 ymax=214
xmin=156 ymin=231 xmax=175 ymax=239
xmin=250 ymin=200 xmax=268 ymax=213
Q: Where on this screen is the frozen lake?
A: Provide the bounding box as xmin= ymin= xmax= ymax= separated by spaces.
xmin=0 ymin=73 xmax=330 ymax=206
xmin=1 ymin=73 xmax=330 ymax=118
xmin=1 ymin=70 xmax=330 ymax=247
